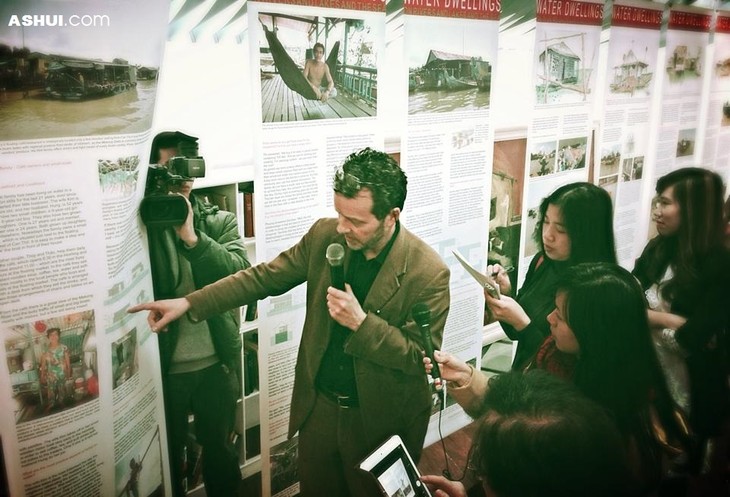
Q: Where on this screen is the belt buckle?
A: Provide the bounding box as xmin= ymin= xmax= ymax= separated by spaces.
xmin=335 ymin=394 xmax=351 ymax=409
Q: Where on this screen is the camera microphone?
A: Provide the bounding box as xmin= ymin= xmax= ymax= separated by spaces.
xmin=413 ymin=303 xmax=440 ymax=381
xmin=326 ymin=243 xmax=346 ymax=291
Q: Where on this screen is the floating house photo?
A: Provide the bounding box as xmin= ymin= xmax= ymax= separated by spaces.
xmin=0 ymin=45 xmax=159 ymax=140
xmin=44 ymin=57 xmax=137 ymax=100
xmin=410 ymin=50 xmax=491 ymax=92
xmin=0 ymin=48 xmax=139 ymax=100
xmin=406 ymin=17 xmax=496 ymax=114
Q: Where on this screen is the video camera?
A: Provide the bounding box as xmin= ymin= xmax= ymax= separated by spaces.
xmin=140 ymin=131 xmax=206 ymax=227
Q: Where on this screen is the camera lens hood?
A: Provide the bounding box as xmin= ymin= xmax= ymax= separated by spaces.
xmin=140 ymin=194 xmax=189 ymax=227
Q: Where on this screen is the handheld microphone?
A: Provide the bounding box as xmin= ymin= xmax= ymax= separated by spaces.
xmin=413 ymin=302 xmax=440 ymax=381
xmin=326 ymin=243 xmax=346 ymax=291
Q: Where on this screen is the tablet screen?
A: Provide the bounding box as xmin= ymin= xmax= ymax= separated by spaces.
xmin=365 ymin=442 xmax=431 ymax=497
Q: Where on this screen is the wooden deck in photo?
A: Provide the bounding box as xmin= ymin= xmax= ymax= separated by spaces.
xmin=260 ymin=74 xmax=375 ymax=123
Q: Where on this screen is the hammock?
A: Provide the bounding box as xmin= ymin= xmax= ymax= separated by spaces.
xmin=326 ymin=41 xmax=340 ymax=80
xmin=262 ymin=24 xmax=317 ymax=100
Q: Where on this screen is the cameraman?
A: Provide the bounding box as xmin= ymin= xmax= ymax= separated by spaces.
xmin=145 ymin=131 xmax=249 ymax=497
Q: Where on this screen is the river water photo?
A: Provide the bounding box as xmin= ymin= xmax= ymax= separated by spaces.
xmin=408 ymin=87 xmax=490 ymax=114
xmin=0 ymin=79 xmax=157 ymax=141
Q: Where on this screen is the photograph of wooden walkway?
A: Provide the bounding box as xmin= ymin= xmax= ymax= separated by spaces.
xmin=261 ymin=74 xmax=376 ymax=122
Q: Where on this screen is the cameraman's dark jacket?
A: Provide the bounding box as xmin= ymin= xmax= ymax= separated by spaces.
xmin=147 ymin=194 xmax=250 ymax=381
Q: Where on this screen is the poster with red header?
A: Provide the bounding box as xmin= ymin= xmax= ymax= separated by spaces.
xmin=249 ymin=0 xmax=385 ymax=495
xmin=519 ymin=0 xmax=603 ymax=285
xmin=401 ymin=0 xmax=500 ymax=443
xmin=595 ymin=0 xmax=663 ymax=267
xmin=650 ymin=6 xmax=711 ymax=181
xmin=701 ymin=12 xmax=730 ymax=182
xmin=0 ymin=1 xmax=170 ymax=496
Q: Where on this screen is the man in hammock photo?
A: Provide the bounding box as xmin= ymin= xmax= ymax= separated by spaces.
xmin=303 ymin=42 xmax=337 ymax=102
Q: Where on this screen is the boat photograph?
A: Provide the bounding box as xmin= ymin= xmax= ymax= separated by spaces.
xmin=0 ymin=45 xmax=158 ymax=140
xmin=0 ymin=0 xmax=164 ymax=140
xmin=44 ymin=58 xmax=137 ymax=101
xmin=599 ymin=143 xmax=621 ymax=178
xmin=413 ymin=50 xmax=491 ymax=92
xmin=406 ymin=17 xmax=496 ymax=114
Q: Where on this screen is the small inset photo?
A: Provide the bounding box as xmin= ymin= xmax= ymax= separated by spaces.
xmin=112 ymin=328 xmax=139 ymax=389
xmin=5 ymin=311 xmax=98 ymax=423
xmin=529 ymin=140 xmax=557 ymax=178
xmin=676 ymin=128 xmax=696 ymax=158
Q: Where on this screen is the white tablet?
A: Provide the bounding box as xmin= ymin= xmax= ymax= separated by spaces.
xmin=359 ymin=435 xmax=433 ymax=497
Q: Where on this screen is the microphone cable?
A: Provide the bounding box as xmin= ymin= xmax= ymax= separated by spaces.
xmin=434 ymin=382 xmax=474 ymax=483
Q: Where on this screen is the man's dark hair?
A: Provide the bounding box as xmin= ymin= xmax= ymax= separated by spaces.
xmin=471 ymin=370 xmax=633 ymax=497
xmin=534 ymin=182 xmax=617 ymax=264
xmin=333 ymin=148 xmax=407 ymax=220
xmin=313 ymin=42 xmax=325 ymax=52
xmin=149 ymin=131 xmax=199 ymax=164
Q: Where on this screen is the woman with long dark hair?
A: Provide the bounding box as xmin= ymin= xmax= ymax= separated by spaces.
xmin=554 ymin=264 xmax=684 ymax=487
xmin=486 ymin=182 xmax=616 ymax=371
xmin=632 ymin=167 xmax=729 ymax=474
xmin=430 ymin=263 xmax=686 ymax=493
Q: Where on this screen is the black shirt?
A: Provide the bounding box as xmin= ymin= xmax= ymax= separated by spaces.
xmin=315 ymin=223 xmax=401 ymax=398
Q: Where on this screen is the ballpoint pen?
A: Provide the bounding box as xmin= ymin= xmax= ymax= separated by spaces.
xmin=491 ymin=265 xmax=515 ymax=277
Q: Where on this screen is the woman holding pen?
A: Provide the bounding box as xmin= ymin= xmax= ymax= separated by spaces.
xmin=485 ymin=182 xmax=616 ymax=371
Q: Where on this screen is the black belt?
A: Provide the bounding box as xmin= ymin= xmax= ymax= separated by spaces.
xmin=318 ymin=387 xmax=359 ymax=408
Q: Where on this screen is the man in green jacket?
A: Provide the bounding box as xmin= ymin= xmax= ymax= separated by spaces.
xmin=144 ymin=131 xmax=250 ymax=497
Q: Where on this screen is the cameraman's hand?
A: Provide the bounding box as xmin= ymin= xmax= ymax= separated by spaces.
xmin=173 ymin=194 xmax=198 ymax=248
xmin=128 ymin=298 xmax=190 ymax=333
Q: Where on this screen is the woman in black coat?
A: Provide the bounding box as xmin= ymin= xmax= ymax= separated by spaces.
xmin=632 ymin=167 xmax=729 ymax=475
